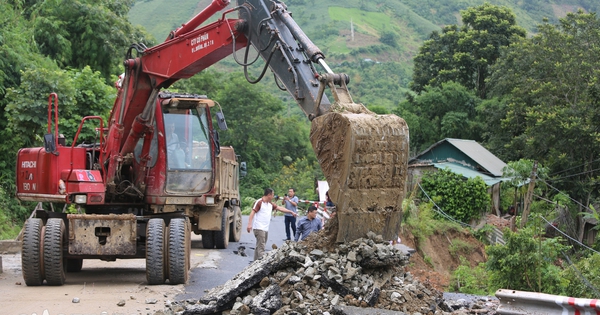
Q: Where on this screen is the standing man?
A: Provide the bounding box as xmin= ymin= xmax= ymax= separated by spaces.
xmin=247 ymin=188 xmax=297 ymax=261
xmin=281 ymin=188 xmax=299 ymax=241
xmin=295 ymin=205 xmax=323 ymax=241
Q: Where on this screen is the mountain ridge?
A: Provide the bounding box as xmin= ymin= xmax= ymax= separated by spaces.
xmin=128 ymin=0 xmax=598 ymax=110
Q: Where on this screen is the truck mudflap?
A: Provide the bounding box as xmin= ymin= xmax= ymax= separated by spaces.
xmin=67 ymin=213 xmax=137 ymax=256
xmin=310 ymin=111 xmax=409 ymax=242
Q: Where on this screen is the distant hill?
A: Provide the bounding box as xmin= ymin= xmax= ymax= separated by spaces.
xmin=128 ymin=0 xmax=598 ymax=110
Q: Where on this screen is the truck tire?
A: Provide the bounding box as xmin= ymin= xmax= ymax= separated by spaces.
xmin=167 ymin=218 xmax=189 ymax=284
xmin=66 ymin=259 xmax=83 ymax=272
xmin=229 ymin=206 xmax=242 ymax=242
xmin=146 ymin=218 xmax=166 ymax=285
xmin=201 ymin=230 xmax=215 ymax=249
xmin=43 ymin=218 xmax=66 ymax=286
xmin=22 ymin=218 xmax=44 ymax=286
xmin=215 ymin=207 xmax=230 ymax=249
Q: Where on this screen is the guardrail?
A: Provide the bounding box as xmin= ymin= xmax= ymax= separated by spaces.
xmin=496 ymin=289 xmax=599 ymax=314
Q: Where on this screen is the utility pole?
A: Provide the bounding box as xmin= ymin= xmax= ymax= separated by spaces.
xmin=351 ymin=18 xmax=354 ymax=41
xmin=520 ymin=161 xmax=538 ymax=228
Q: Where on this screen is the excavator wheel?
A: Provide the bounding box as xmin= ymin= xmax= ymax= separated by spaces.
xmin=66 ymin=259 xmax=83 ymax=272
xmin=229 ymin=206 xmax=242 ymax=242
xmin=167 ymin=218 xmax=189 ymax=284
xmin=310 ymin=111 xmax=409 ymax=242
xmin=146 ymin=218 xmax=166 ymax=285
xmin=214 ymin=207 xmax=230 ymax=249
xmin=22 ymin=218 xmax=45 ymax=286
xmin=43 ymin=218 xmax=66 ymax=286
xmin=201 ymin=230 xmax=215 ymax=249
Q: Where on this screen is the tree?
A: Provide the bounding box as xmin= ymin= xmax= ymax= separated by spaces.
xmin=271 ymin=157 xmax=322 ymax=203
xmin=32 ymin=0 xmax=154 ymax=81
xmin=411 ymin=3 xmax=526 ymax=98
xmin=394 ymin=81 xmax=483 ymax=152
xmin=213 ymin=73 xmax=320 ymax=199
xmin=486 ymin=225 xmax=568 ymax=294
xmin=487 ymin=11 xmax=600 ymax=206
xmin=379 ymin=30 xmax=399 ymax=48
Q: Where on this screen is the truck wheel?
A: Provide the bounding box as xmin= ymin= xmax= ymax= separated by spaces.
xmin=215 ymin=208 xmax=230 ymax=249
xmin=66 ymin=259 xmax=83 ymax=272
xmin=22 ymin=218 xmax=44 ymax=286
xmin=229 ymin=206 xmax=242 ymax=242
xmin=146 ymin=218 xmax=166 ymax=285
xmin=201 ymin=230 xmax=215 ymax=249
xmin=167 ymin=218 xmax=189 ymax=284
xmin=44 ymin=218 xmax=66 ymax=286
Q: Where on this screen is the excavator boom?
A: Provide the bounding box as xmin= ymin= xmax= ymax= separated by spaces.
xmin=235 ymin=0 xmax=409 ymax=241
xmin=112 ymin=0 xmax=409 ymax=242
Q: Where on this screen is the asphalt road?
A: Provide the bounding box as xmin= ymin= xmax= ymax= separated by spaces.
xmin=177 ymin=214 xmax=291 ymax=300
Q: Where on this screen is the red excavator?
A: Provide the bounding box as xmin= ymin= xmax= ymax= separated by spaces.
xmin=16 ymin=0 xmax=409 ymax=286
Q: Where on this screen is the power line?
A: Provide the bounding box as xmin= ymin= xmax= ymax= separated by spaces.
xmin=549 ymin=167 xmax=600 ymax=181
xmin=537 ymin=178 xmax=594 ymax=213
xmin=562 ymin=251 xmax=600 ymax=298
xmin=540 ymin=216 xmax=599 ymax=255
xmin=548 ymin=157 xmax=600 ymax=176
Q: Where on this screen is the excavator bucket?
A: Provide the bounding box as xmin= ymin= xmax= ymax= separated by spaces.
xmin=233 ymin=0 xmax=410 ymax=242
xmin=310 ymin=76 xmax=410 ymax=243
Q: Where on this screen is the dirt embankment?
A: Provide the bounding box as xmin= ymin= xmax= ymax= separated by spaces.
xmin=399 ymin=226 xmax=487 ymax=292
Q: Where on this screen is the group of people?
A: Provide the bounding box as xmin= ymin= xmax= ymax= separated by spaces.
xmin=246 ymin=188 xmax=325 ymax=261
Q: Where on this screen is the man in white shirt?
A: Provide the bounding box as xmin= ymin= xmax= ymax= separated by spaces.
xmin=247 ymin=188 xmax=297 ymax=261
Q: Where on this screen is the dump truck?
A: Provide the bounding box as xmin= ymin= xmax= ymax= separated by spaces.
xmin=15 ymin=0 xmax=409 ymax=286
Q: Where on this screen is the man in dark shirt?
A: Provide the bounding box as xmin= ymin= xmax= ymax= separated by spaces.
xmin=295 ymin=205 xmax=322 ymax=241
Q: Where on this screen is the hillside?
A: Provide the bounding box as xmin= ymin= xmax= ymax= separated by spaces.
xmin=128 ymin=0 xmax=598 ymax=110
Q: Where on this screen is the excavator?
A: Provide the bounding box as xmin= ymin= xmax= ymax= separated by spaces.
xmin=15 ymin=0 xmax=409 ymax=286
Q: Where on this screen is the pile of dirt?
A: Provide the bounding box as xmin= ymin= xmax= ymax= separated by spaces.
xmin=164 ymin=228 xmax=444 ymax=314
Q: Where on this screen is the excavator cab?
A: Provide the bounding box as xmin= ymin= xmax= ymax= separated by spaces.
xmin=135 ymin=93 xmax=219 ymax=196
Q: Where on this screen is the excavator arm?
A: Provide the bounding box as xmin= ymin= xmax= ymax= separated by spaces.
xmin=234 ymin=0 xmax=410 ymax=242
xmin=106 ymin=0 xmax=409 ymax=242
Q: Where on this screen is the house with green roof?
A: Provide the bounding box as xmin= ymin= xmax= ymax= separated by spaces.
xmin=407 ymin=138 xmax=507 ymax=216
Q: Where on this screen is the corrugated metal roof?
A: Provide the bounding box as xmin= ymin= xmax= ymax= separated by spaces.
xmin=433 ymin=162 xmax=504 ymax=186
xmin=445 ymin=139 xmax=506 ymax=177
xmin=410 ymin=138 xmax=506 ymax=177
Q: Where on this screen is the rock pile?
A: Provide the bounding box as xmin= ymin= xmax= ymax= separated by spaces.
xmin=162 ymin=229 xmax=449 ymax=315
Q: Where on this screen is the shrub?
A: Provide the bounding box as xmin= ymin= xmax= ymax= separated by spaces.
xmin=420 ymin=168 xmax=490 ymax=223
xmin=449 ymin=257 xmax=489 ymax=295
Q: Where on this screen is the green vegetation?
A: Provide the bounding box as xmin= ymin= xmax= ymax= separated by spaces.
xmin=561 ymin=252 xmax=600 ymax=298
xmin=487 ymin=224 xmax=569 ymax=294
xmin=420 ymin=168 xmax=490 ymax=223
xmin=329 ymin=7 xmax=393 ymax=37
xmin=448 ymin=239 xmax=476 ymax=258
xmin=449 ymin=257 xmax=488 ymax=295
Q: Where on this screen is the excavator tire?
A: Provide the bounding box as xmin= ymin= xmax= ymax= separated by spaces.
xmin=43 ymin=218 xmax=66 ymax=286
xmin=146 ymin=218 xmax=166 ymax=285
xmin=66 ymin=259 xmax=83 ymax=272
xmin=229 ymin=205 xmax=242 ymax=242
xmin=22 ymin=218 xmax=44 ymax=286
xmin=167 ymin=218 xmax=189 ymax=284
xmin=201 ymin=230 xmax=215 ymax=249
xmin=214 ymin=208 xmax=230 ymax=249
xmin=310 ymin=112 xmax=409 ymax=242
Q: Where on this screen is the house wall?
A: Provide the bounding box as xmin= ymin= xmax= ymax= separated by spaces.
xmin=418 ymin=142 xmax=474 ymax=167
xmin=406 ymin=165 xmax=436 ymax=194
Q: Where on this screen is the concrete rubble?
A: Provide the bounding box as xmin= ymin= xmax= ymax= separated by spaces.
xmin=158 ymin=227 xmax=498 ymax=315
